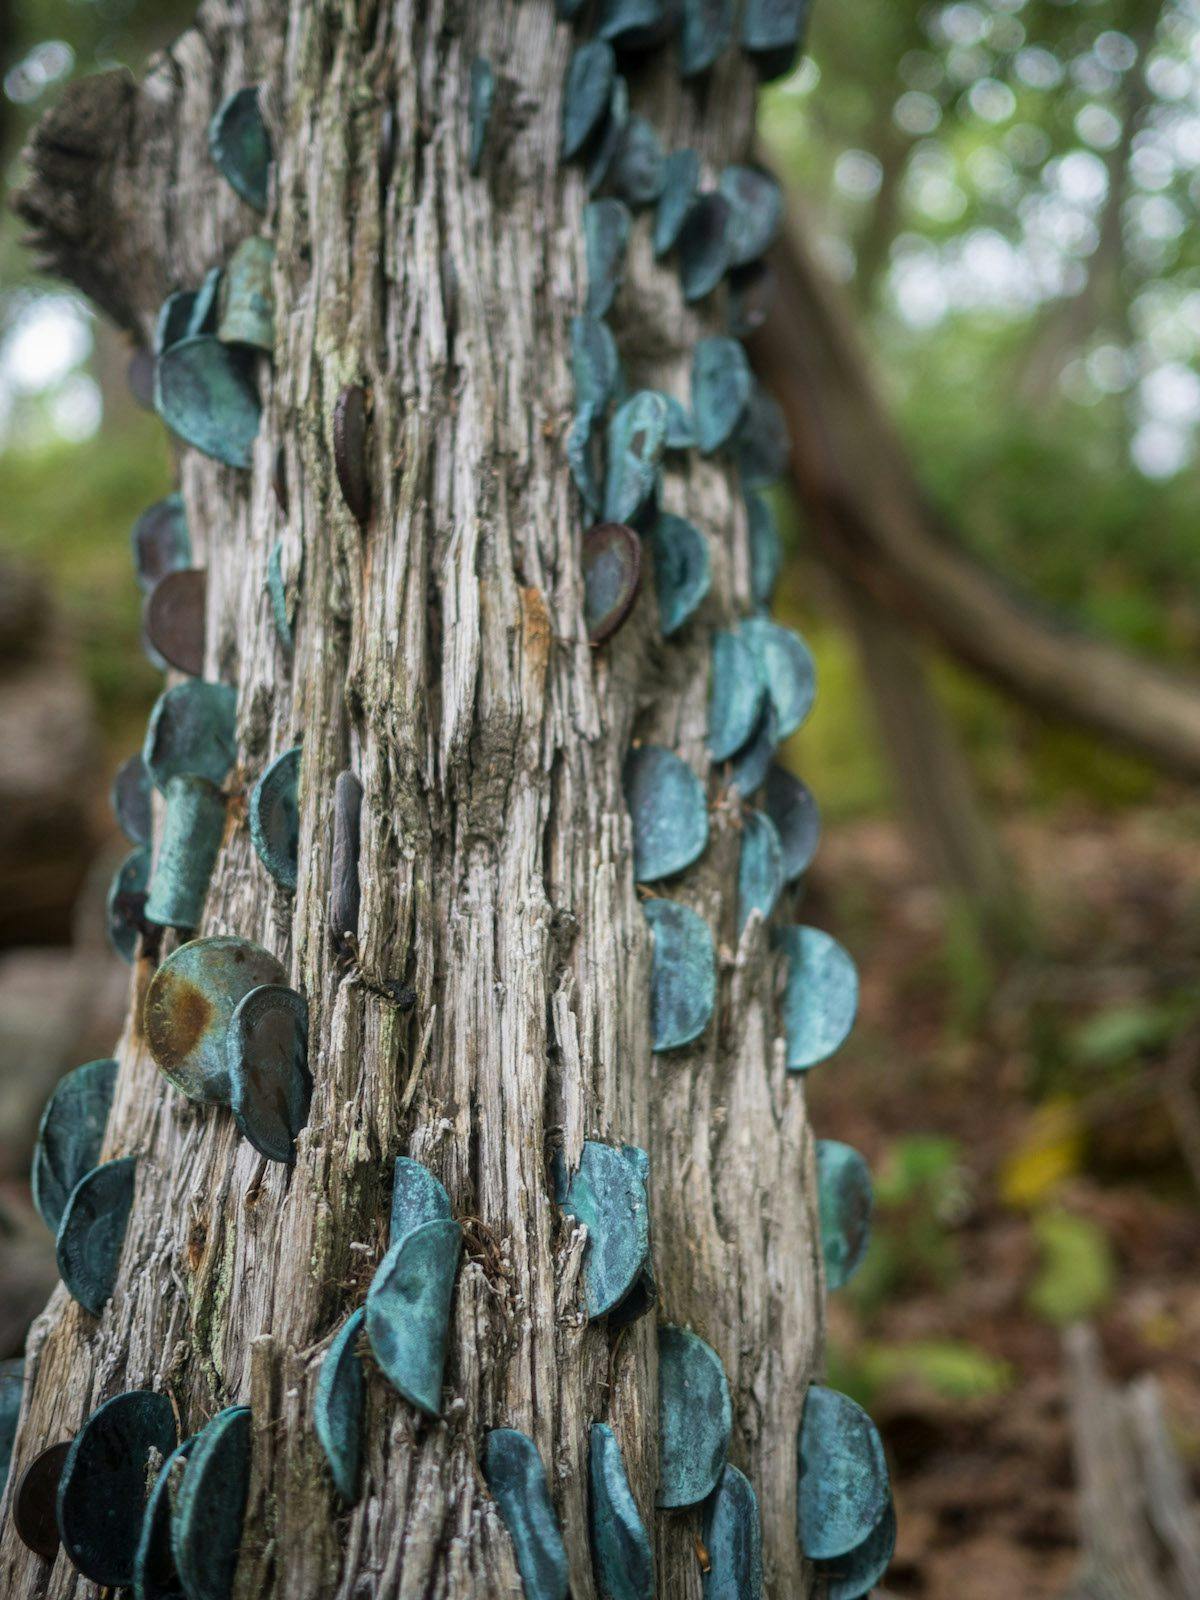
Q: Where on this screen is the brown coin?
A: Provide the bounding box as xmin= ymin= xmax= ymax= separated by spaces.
xmin=13 ymin=1440 xmax=71 ymax=1560
xmin=143 ymin=568 xmax=207 ymax=677
xmin=333 ymin=384 xmax=370 ymax=527
xmin=582 ymin=522 xmax=642 ymax=644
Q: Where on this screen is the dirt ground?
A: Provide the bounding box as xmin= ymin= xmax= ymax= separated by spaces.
xmin=807 ymin=805 xmax=1200 ymax=1600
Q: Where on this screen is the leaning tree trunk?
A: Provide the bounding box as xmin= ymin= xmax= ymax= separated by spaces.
xmin=3 ymin=5 xmax=823 ymax=1597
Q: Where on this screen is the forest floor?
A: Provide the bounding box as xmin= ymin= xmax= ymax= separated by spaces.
xmin=807 ymin=803 xmax=1200 ymax=1600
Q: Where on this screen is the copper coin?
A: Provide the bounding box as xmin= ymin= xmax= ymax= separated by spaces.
xmin=13 ymin=1440 xmax=71 ymax=1560
xmin=143 ymin=568 xmax=207 ymax=677
xmin=272 ymin=443 xmax=288 ymax=516
xmin=132 ymin=496 xmax=190 ymax=594
xmin=582 ymin=522 xmax=642 ymax=644
xmin=333 ymin=384 xmax=370 ymax=527
xmin=330 ymin=769 xmax=362 ymax=948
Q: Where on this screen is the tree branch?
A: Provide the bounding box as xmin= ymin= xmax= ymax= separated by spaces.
xmin=13 ymin=70 xmax=143 ymax=335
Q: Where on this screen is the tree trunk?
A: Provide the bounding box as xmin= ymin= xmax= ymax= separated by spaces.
xmin=4 ymin=5 xmax=822 ymax=1597
xmin=831 ymin=569 xmax=1025 ymax=957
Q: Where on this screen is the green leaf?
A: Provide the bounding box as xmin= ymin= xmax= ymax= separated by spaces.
xmin=1068 ymin=1003 xmax=1182 ymax=1069
xmin=1028 ymin=1209 xmax=1115 ymax=1326
xmin=860 ymin=1339 xmax=1013 ymax=1403
xmin=824 ymin=1337 xmax=1012 ymax=1408
xmin=874 ymin=1135 xmax=963 ymax=1208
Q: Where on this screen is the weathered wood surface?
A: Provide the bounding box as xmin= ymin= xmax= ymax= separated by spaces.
xmin=1064 ymin=1324 xmax=1200 ymax=1600
xmin=4 ymin=3 xmax=822 ymax=1595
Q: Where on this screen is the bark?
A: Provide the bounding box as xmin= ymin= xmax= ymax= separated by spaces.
xmin=4 ymin=5 xmax=822 ymax=1598
xmin=754 ymin=216 xmax=1200 ymax=783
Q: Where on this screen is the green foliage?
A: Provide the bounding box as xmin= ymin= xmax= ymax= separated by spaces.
xmin=937 ymin=896 xmax=1001 ymax=1025
xmin=772 ymin=490 xmax=892 ymax=822
xmin=847 ymin=1136 xmax=968 ymax=1317
xmin=892 ymin=347 xmax=1200 ymax=661
xmin=1022 ymin=725 xmax=1161 ymax=811
xmin=0 ymin=422 xmax=169 ymax=740
xmin=829 ymin=1337 xmax=1014 ymax=1409
xmin=1025 ymin=986 xmax=1200 ymax=1101
xmin=875 ymin=1134 xmax=965 ymax=1207
xmin=780 ymin=619 xmax=891 ymax=821
xmin=1069 ymin=998 xmax=1189 ymax=1069
xmin=1027 ymin=1208 xmax=1116 ymax=1325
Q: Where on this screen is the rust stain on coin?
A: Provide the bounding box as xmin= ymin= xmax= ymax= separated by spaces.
xmin=146 ymin=975 xmax=214 ymax=1077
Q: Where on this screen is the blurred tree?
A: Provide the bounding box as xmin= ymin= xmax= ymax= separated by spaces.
xmin=1 ymin=1 xmax=198 ymax=757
